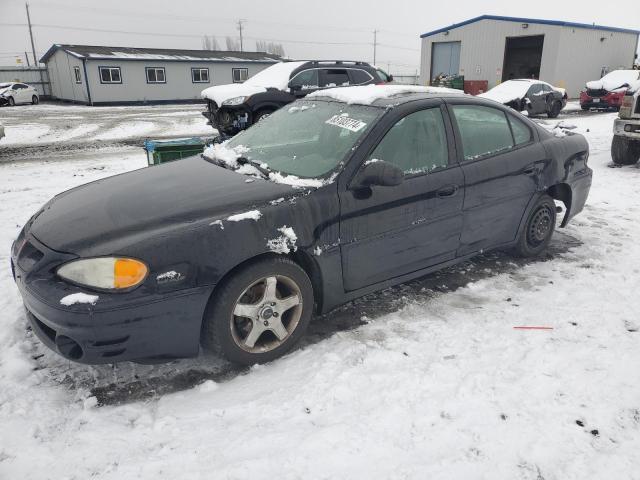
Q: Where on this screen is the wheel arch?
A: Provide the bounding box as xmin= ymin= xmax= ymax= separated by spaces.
xmin=201 ymin=249 xmax=323 ymax=330
xmin=547 ymin=182 xmax=572 ymax=227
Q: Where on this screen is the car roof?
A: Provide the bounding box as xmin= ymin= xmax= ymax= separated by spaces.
xmin=306 ymin=85 xmax=467 ymax=107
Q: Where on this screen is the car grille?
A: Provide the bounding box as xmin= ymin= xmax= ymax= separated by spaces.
xmin=586 ymin=88 xmax=607 ymax=98
xmin=17 ymin=241 xmax=44 ymax=272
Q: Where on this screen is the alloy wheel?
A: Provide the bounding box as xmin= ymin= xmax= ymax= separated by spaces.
xmin=230 ymin=275 xmax=303 ymax=353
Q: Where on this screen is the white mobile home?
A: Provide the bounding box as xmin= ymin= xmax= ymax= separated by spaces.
xmin=40 ymin=44 xmax=282 ymax=105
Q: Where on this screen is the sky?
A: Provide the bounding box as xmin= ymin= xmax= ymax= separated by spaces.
xmin=1 ymin=0 xmax=639 ymax=76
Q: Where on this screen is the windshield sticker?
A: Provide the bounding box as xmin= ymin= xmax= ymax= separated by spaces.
xmin=325 ymin=114 xmax=367 ymax=132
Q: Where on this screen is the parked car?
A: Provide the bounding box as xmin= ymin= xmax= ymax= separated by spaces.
xmin=201 ymin=60 xmax=392 ymax=136
xmin=479 ymin=79 xmax=567 ymax=118
xmin=12 ymin=85 xmax=592 ymax=366
xmin=0 ymin=122 xmax=4 ymax=140
xmin=611 ymin=81 xmax=640 ymax=165
xmin=0 ymin=82 xmax=39 ymax=106
xmin=580 ymin=70 xmax=640 ymax=111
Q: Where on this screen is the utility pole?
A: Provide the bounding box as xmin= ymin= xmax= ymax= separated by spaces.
xmin=373 ymin=29 xmax=378 ymax=65
xmin=25 ymin=3 xmax=37 ymax=66
xmin=25 ymin=51 xmax=30 ymax=66
xmin=237 ymin=19 xmax=245 ymax=52
xmin=26 ymin=2 xmax=46 ymax=95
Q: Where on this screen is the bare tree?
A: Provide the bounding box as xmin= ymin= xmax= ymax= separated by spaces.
xmin=201 ymin=35 xmax=220 ymax=51
xmin=255 ymin=40 xmax=285 ymax=57
xmin=225 ymin=37 xmax=241 ymax=52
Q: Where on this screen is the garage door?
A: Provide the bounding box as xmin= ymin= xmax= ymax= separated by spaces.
xmin=431 ymin=41 xmax=461 ymax=80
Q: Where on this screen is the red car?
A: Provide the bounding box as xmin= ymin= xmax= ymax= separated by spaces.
xmin=580 ymin=70 xmax=640 ymax=111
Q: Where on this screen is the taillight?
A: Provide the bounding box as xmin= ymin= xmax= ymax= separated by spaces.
xmin=622 ymin=95 xmax=634 ymax=109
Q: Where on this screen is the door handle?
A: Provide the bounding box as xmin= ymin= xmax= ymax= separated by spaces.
xmin=523 ymin=166 xmax=538 ymax=176
xmin=436 ymin=185 xmax=458 ymax=197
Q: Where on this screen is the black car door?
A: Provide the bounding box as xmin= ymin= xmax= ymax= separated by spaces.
xmin=447 ymin=100 xmax=547 ymax=256
xmin=525 ymin=83 xmax=547 ymax=115
xmin=339 ymin=101 xmax=464 ymax=292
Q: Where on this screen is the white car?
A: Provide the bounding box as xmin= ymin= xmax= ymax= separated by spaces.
xmin=0 ymin=82 xmax=39 ymax=106
xmin=0 ymin=122 xmax=4 ymax=141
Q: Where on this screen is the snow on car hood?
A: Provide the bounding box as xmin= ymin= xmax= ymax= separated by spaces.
xmin=307 ymin=84 xmax=462 ymax=105
xmin=201 ymin=61 xmax=307 ymax=106
xmin=479 ymin=80 xmax=563 ymax=104
xmin=586 ymin=70 xmax=640 ymax=92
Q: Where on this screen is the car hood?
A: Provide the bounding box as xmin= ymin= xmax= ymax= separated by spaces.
xmin=29 ymin=155 xmax=294 ymax=254
xmin=201 ymin=83 xmax=267 ymax=106
xmin=0 ymin=87 xmax=10 ymax=96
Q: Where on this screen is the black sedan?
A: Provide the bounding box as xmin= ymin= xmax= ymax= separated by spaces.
xmin=480 ymin=79 xmax=568 ymax=118
xmin=11 ymin=86 xmax=592 ymax=366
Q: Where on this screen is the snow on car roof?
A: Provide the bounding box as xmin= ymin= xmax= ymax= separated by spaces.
xmin=307 ymin=84 xmax=463 ymax=105
xmin=479 ymin=79 xmax=558 ymax=104
xmin=586 ymin=70 xmax=640 ymax=92
xmin=243 ymin=61 xmax=308 ymax=90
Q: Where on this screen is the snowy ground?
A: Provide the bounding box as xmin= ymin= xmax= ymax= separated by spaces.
xmin=1 ymin=105 xmax=639 ymax=479
xmin=0 ymin=102 xmax=214 ymax=162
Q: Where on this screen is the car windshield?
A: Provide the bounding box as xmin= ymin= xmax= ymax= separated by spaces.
xmin=224 ymin=100 xmax=382 ymax=179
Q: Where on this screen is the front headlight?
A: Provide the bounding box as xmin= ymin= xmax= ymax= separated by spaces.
xmin=57 ymin=257 xmax=148 ymax=290
xmin=222 ymin=96 xmax=248 ymax=106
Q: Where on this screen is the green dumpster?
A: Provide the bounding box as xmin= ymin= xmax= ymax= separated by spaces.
xmin=143 ymin=137 xmax=212 ymax=166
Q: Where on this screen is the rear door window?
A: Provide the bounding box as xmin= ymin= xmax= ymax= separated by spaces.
xmin=452 ymin=105 xmax=515 ymax=161
xmin=508 ymin=114 xmax=532 ymax=145
xmin=321 ymin=69 xmax=350 ymax=87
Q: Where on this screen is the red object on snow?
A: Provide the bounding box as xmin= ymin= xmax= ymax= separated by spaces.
xmin=464 ymin=80 xmax=489 ymax=96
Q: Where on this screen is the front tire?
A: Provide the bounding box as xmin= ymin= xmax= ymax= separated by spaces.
xmin=547 ymin=101 xmax=562 ymax=118
xmin=201 ymin=257 xmax=314 ymax=365
xmin=32 ymin=95 xmax=39 ymax=105
xmin=7 ymin=97 xmax=15 ymax=106
xmin=514 ymin=195 xmax=557 ymax=257
xmin=254 ymin=109 xmax=275 ymax=123
xmin=611 ymin=136 xmax=640 ymax=165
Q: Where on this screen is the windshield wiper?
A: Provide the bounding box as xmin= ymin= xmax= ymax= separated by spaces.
xmin=237 ymin=157 xmax=271 ymax=179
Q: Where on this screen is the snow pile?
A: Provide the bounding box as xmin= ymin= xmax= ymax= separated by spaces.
xmin=268 ymin=171 xmax=325 ymax=188
xmin=202 ymin=142 xmax=249 ymax=169
xmin=308 ymin=84 xmax=462 ymax=105
xmin=266 ymin=226 xmax=297 ymax=253
xmin=586 ymin=70 xmax=640 ymax=92
xmin=156 ymin=271 xmax=182 ymax=282
xmin=209 ymin=219 xmax=224 ymax=229
xmin=226 ymin=210 xmax=262 ymax=222
xmin=59 ymin=292 xmax=99 ymax=306
xmin=481 ymin=80 xmax=532 ymax=103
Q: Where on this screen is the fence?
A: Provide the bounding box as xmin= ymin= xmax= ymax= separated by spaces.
xmin=0 ymin=66 xmax=50 ymax=97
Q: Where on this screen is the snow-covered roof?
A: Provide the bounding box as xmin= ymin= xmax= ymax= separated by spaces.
xmin=479 ymin=79 xmax=561 ymax=104
xmin=307 ymin=84 xmax=463 ymax=105
xmin=40 ymin=44 xmax=282 ymax=64
xmin=421 ymin=15 xmax=640 ymax=38
xmin=586 ymin=70 xmax=640 ymax=92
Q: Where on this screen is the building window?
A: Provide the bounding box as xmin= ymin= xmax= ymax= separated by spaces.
xmin=73 ymin=66 xmax=82 ymax=84
xmin=99 ymin=66 xmax=122 ymax=84
xmin=232 ymin=68 xmax=248 ymax=83
xmin=191 ymin=68 xmax=210 ymax=83
xmin=146 ymin=67 xmax=166 ymax=84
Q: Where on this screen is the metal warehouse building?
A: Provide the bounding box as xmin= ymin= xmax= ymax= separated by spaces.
xmin=40 ymin=44 xmax=282 ymax=105
xmin=420 ymin=15 xmax=640 ymax=98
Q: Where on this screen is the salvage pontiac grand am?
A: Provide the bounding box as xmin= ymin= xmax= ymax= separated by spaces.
xmin=11 ymin=85 xmax=592 ymax=366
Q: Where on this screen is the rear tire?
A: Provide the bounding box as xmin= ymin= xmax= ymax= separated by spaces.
xmin=611 ymin=136 xmax=640 ymax=165
xmin=513 ymin=195 xmax=557 ymax=258
xmin=31 ymin=95 xmax=39 ymax=105
xmin=547 ymin=101 xmax=562 ymax=118
xmin=201 ymin=257 xmax=314 ymax=365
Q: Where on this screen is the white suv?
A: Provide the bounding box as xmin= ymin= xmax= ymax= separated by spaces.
xmin=612 ymin=81 xmax=640 ymax=165
xmin=0 ymin=82 xmax=39 ymax=106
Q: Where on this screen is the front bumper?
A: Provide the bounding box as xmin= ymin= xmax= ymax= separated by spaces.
xmin=0 ymin=97 xmax=8 ymax=106
xmin=12 ymin=234 xmax=212 ymax=364
xmin=613 ymin=118 xmax=640 ymax=140
xmin=202 ymin=102 xmax=250 ymax=136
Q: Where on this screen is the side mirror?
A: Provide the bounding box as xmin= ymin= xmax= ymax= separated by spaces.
xmin=289 ymin=83 xmax=302 ymax=92
xmin=351 ymin=160 xmax=404 ymax=190
xmin=387 ymin=74 xmax=394 ymax=82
